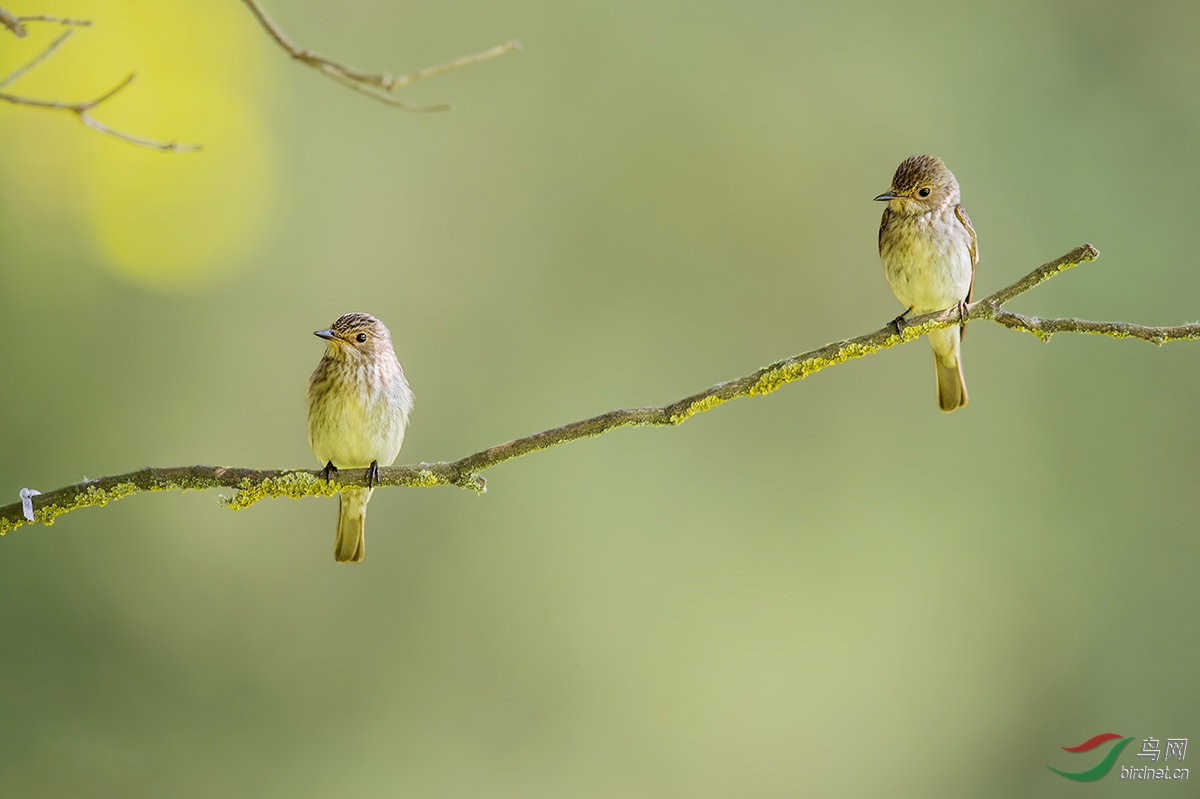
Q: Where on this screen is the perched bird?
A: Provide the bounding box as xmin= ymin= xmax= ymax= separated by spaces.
xmin=307 ymin=313 xmax=414 ymax=563
xmin=875 ymin=154 xmax=977 ymax=412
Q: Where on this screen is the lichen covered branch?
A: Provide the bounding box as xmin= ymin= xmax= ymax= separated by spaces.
xmin=5 ymin=244 xmax=1199 ymax=535
xmin=0 ymin=465 xmax=477 ymax=535
xmin=241 ymin=0 xmax=520 ymax=112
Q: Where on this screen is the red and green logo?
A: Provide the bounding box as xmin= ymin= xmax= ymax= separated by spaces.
xmin=1048 ymin=733 xmax=1135 ymax=782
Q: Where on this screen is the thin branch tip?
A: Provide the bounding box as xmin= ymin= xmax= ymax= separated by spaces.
xmin=91 ymin=73 xmax=137 ymax=107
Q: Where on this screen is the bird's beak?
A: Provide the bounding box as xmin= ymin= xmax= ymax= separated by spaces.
xmin=314 ymin=329 xmax=339 ymax=341
xmin=873 ymin=192 xmax=901 ymax=202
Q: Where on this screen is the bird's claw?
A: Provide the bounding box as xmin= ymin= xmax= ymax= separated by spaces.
xmin=890 ymin=309 xmax=911 ymax=339
xmin=366 ymin=461 xmax=380 ymax=489
xmin=321 ymin=461 xmax=338 ymax=484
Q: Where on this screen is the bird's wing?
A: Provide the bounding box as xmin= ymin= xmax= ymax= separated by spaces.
xmin=954 ymin=203 xmax=978 ymax=302
xmin=954 ymin=203 xmax=978 ymax=338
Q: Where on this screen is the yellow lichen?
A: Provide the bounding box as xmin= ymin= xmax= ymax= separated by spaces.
xmin=412 ymin=470 xmax=441 ymax=487
xmin=2 ymin=481 xmax=142 ymax=534
xmin=748 ymin=341 xmax=886 ymax=397
xmin=669 ymin=395 xmax=726 ymax=425
xmin=224 ymin=472 xmax=337 ymax=511
xmin=4 ymin=467 xmax=462 ymax=532
xmin=749 ymin=359 xmax=823 ymax=396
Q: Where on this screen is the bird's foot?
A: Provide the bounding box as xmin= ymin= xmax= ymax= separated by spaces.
xmin=957 ymin=300 xmax=969 ymax=325
xmin=321 ymin=461 xmax=338 ymax=484
xmin=890 ymin=308 xmax=912 ymax=338
xmin=366 ymin=461 xmax=380 ymax=489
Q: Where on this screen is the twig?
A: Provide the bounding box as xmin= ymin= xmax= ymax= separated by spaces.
xmin=0 ymin=8 xmax=22 ymax=36
xmin=240 ymin=0 xmax=520 ymax=112
xmin=4 ymin=244 xmax=1199 ymax=535
xmin=0 ymin=10 xmax=199 ymax=151
xmin=14 ymin=15 xmax=92 ymax=25
xmin=0 ymin=72 xmax=201 ymax=152
xmin=320 ymin=65 xmax=450 ymax=113
xmin=0 ymin=28 xmax=73 ymax=89
xmin=0 ymin=8 xmax=91 ymax=38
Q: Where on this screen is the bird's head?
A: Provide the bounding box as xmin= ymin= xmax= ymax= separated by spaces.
xmin=314 ymin=312 xmax=393 ymax=361
xmin=874 ymin=154 xmax=960 ymax=216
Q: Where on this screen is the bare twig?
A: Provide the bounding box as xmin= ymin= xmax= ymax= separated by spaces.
xmin=0 ymin=7 xmax=27 ymax=36
xmin=0 ymin=10 xmax=199 ymax=151
xmin=0 ymin=8 xmax=91 ymax=38
xmin=240 ymin=0 xmax=520 ymax=112
xmin=320 ymin=65 xmax=450 ymax=113
xmin=4 ymin=244 xmax=1199 ymax=535
xmin=13 ymin=15 xmax=92 ymax=26
xmin=4 ymin=0 xmax=517 ymax=146
xmin=0 ymin=72 xmax=201 ymax=152
xmin=0 ymin=28 xmax=73 ymax=89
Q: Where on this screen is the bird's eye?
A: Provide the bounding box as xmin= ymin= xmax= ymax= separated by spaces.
xmin=918 ymin=187 xmax=932 ymax=197
xmin=356 ymin=333 xmax=367 ymax=342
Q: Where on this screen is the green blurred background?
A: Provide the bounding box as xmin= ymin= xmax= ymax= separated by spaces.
xmin=1 ymin=0 xmax=1197 ymax=796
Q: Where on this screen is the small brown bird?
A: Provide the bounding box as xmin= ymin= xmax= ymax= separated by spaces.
xmin=307 ymin=313 xmax=414 ymax=563
xmin=875 ymin=154 xmax=977 ymax=412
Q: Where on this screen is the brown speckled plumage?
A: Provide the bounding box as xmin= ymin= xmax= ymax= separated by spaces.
xmin=875 ymin=155 xmax=977 ymax=411
xmin=307 ymin=312 xmax=413 ymax=562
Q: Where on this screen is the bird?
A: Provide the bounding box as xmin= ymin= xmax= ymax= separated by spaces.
xmin=875 ymin=154 xmax=977 ymax=412
xmin=307 ymin=312 xmax=414 ymax=562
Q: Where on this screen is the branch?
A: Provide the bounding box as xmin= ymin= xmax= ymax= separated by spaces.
xmin=0 ymin=28 xmax=73 ymax=90
xmin=0 ymin=9 xmax=91 ymax=37
xmin=240 ymin=0 xmax=520 ymax=112
xmin=0 ymin=10 xmax=200 ymax=151
xmin=0 ymin=73 xmax=201 ymax=152
xmin=4 ymin=244 xmax=1199 ymax=535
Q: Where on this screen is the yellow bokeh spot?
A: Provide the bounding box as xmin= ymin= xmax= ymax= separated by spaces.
xmin=0 ymin=0 xmax=279 ymax=290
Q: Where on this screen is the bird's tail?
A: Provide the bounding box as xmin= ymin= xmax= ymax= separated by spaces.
xmin=928 ymin=326 xmax=968 ymax=412
xmin=334 ymin=488 xmax=372 ymax=563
